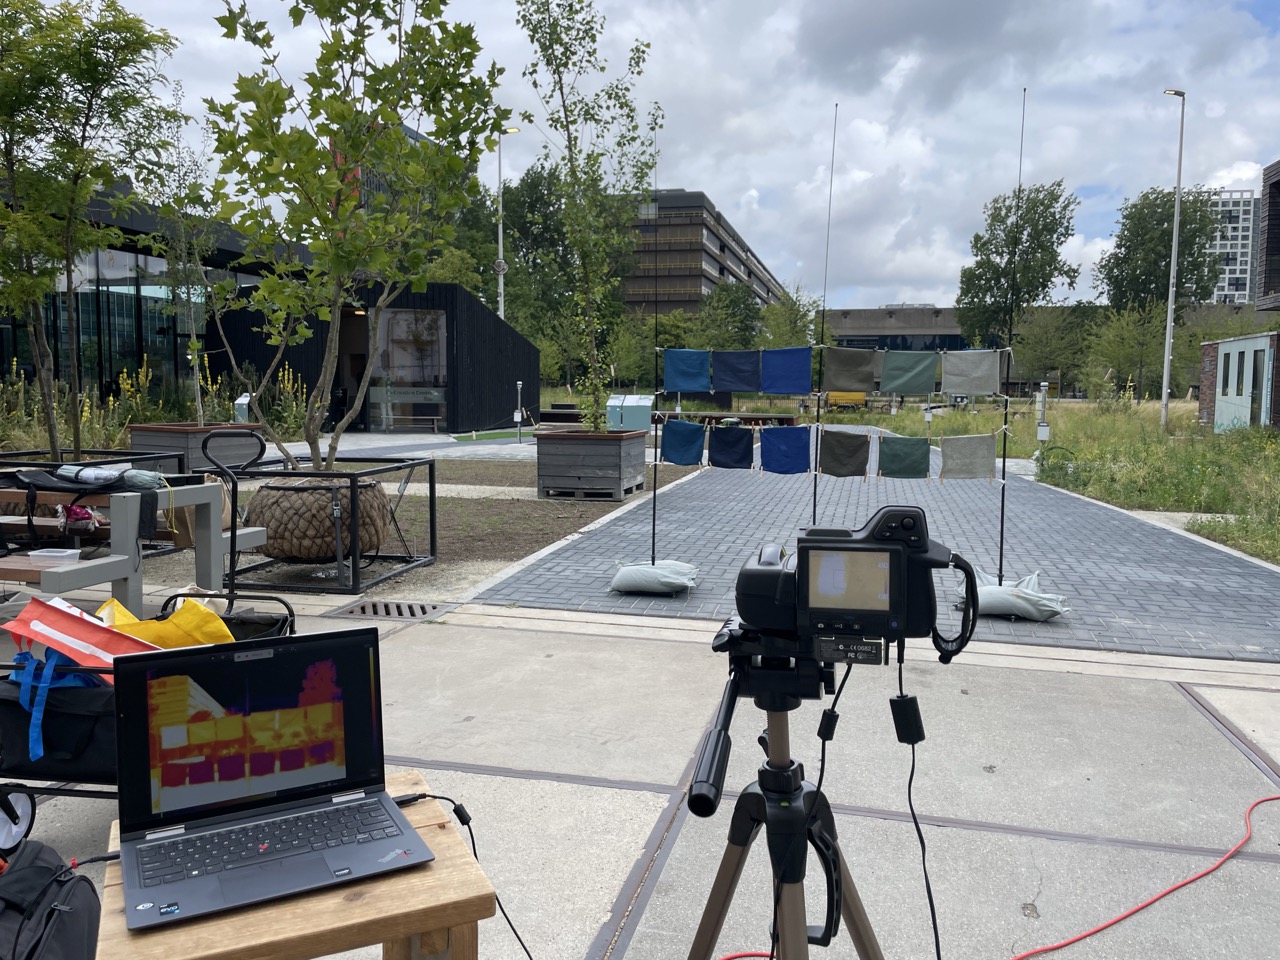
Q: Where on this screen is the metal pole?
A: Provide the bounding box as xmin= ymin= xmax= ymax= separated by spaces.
xmin=1160 ymin=89 xmax=1186 ymax=431
xmin=497 ymin=131 xmax=506 ymax=321
xmin=516 ymin=380 xmax=523 ymax=444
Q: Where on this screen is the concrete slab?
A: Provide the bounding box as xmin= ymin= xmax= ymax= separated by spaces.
xmin=1193 ymin=685 xmax=1280 ymax=771
xmin=714 ymin=660 xmax=1279 ymax=849
xmin=323 ymin=765 xmax=676 ymax=960
xmin=623 ymin=806 xmax=1280 ymax=960
xmin=376 ymin=619 xmax=725 ymax=786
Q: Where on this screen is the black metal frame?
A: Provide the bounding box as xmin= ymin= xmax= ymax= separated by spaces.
xmin=228 ymin=455 xmax=437 ymax=596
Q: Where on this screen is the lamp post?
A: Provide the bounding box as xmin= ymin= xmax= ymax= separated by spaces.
xmin=496 ymin=126 xmax=519 ymax=320
xmin=1159 ymin=88 xmax=1186 ymax=431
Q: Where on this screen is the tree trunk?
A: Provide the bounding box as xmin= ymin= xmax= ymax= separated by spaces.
xmin=25 ymin=300 xmax=60 ymax=458
xmin=63 ymin=247 xmax=83 ymax=459
xmin=304 ymin=285 xmax=346 ymax=469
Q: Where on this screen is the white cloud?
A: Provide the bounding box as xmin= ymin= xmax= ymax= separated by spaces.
xmin=117 ymin=0 xmax=1280 ymax=308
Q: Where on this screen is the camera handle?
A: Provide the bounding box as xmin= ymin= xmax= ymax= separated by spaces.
xmin=932 ymin=552 xmax=978 ymax=663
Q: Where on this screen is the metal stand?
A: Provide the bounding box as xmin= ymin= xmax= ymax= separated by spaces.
xmin=688 ymin=708 xmax=884 ymax=960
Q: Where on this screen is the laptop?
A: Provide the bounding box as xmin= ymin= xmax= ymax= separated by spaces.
xmin=113 ymin=626 xmax=434 ymax=930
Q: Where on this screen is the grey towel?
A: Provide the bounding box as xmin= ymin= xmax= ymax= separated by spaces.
xmin=940 ymin=434 xmax=997 ymax=479
xmin=942 ymin=350 xmax=1002 ymax=396
xmin=824 ymin=348 xmax=876 ymax=391
xmin=819 ymin=431 xmax=870 ymax=477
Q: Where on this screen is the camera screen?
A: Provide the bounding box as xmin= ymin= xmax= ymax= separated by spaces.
xmin=807 ymin=549 xmax=892 ymax=612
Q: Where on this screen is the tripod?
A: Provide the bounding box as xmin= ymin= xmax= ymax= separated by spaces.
xmin=686 ymin=625 xmax=884 ymax=960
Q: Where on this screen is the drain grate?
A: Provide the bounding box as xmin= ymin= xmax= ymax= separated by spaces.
xmin=329 ymin=599 xmax=450 ymax=621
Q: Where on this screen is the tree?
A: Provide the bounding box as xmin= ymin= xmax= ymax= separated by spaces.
xmin=956 ymin=179 xmax=1081 ymax=346
xmin=1094 ymin=187 xmax=1220 ymax=312
xmin=1014 ymin=301 xmax=1099 ymax=390
xmin=422 ymin=247 xmax=483 ymax=295
xmin=517 ymin=0 xmax=661 ymax=431
xmin=1087 ymin=305 xmax=1166 ymax=399
xmin=0 ymin=0 xmax=177 ymax=458
xmin=758 ymin=283 xmax=820 ymax=348
xmin=687 ymin=282 xmax=762 ymax=350
xmin=207 ymin=0 xmax=502 ymax=468
xmin=609 ymin=308 xmax=688 ymax=388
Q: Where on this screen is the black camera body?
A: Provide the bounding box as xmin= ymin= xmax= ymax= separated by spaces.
xmin=735 ymin=505 xmax=953 ymax=662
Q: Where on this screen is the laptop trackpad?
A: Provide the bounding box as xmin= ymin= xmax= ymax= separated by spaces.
xmin=218 ymin=853 xmax=326 ymax=906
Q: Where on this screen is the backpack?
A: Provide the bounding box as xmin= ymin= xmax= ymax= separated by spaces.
xmin=0 ymin=840 xmax=100 ymax=960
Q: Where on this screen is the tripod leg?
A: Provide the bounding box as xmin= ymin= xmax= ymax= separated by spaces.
xmin=837 ymin=847 xmax=885 ymax=960
xmin=774 ymin=882 xmax=811 ymax=960
xmin=688 ymin=838 xmax=754 ymax=960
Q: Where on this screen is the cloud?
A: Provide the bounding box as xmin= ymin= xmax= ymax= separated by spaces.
xmin=118 ymin=0 xmax=1280 ymax=308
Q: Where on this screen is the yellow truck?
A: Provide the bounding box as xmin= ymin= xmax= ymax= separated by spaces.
xmin=825 ymin=391 xmax=867 ymax=410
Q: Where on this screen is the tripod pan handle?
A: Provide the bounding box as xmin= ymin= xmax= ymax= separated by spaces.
xmin=688 ymin=729 xmax=731 ymax=818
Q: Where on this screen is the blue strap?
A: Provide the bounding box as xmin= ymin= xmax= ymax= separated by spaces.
xmin=12 ymin=650 xmax=38 ymax=713
xmin=24 ymin=650 xmax=65 ymax=763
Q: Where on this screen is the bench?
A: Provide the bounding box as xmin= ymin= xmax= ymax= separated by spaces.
xmin=0 ymin=479 xmax=230 ymax=612
xmin=655 ymin=411 xmax=800 ymax=427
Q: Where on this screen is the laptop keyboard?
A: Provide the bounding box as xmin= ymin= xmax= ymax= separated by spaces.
xmin=137 ymin=799 xmax=401 ymax=887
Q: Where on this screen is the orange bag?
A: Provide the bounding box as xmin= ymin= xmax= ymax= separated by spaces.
xmin=3 ymin=597 xmax=157 ymax=684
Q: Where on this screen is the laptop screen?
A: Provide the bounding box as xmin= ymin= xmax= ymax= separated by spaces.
xmin=115 ymin=627 xmax=385 ymax=837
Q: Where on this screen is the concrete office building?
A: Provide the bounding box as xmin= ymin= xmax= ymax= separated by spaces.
xmin=1210 ymin=188 xmax=1262 ymax=304
xmin=623 ymin=190 xmax=786 ymax=315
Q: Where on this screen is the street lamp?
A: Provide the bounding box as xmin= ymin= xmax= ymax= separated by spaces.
xmin=496 ymin=126 xmax=519 ymax=320
xmin=1159 ymin=88 xmax=1186 ymax=431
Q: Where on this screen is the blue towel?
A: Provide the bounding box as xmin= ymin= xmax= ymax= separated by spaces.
xmin=663 ymin=349 xmax=712 ymax=393
xmin=660 ymin=418 xmax=706 ymax=465
xmin=708 ymin=425 xmax=753 ymax=469
xmin=711 ymin=350 xmax=761 ymax=393
xmin=760 ymin=425 xmax=810 ymax=474
xmin=761 ymin=347 xmax=813 ymax=395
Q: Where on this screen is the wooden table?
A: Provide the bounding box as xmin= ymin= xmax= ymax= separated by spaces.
xmin=97 ymin=771 xmax=497 ymax=960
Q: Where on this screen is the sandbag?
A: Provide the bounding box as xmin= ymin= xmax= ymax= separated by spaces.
xmin=610 ymin=560 xmax=698 ymax=595
xmin=955 ymin=567 xmax=1070 ymax=621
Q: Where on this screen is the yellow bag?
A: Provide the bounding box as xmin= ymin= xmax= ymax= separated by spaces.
xmin=96 ymin=597 xmax=235 ymax=648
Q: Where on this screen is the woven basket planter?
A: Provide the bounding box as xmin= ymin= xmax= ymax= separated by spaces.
xmin=245 ymin=479 xmax=391 ymax=561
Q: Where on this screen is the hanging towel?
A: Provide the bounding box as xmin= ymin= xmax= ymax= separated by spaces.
xmin=761 ymin=347 xmax=813 ymax=395
xmin=879 ymin=351 xmax=938 ymax=395
xmin=708 ymin=425 xmax=754 ymax=469
xmin=824 ymin=348 xmax=876 ymax=392
xmin=942 ymin=350 xmax=1002 ymax=396
xmin=939 ymin=433 xmax=997 ymax=479
xmin=711 ymin=350 xmax=762 ymax=393
xmin=878 ymin=436 xmax=931 ymax=479
xmin=819 ymin=430 xmax=871 ymax=477
xmin=663 ymin=349 xmax=711 ymax=393
xmin=760 ymin=425 xmax=810 ymax=474
xmin=660 ymin=418 xmax=706 ymax=466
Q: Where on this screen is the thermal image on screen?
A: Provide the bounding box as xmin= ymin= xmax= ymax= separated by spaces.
xmin=810 ymin=550 xmax=891 ymax=611
xmin=146 ymin=659 xmax=346 ymax=815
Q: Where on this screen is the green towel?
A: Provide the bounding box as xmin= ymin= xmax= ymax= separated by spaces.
xmin=878 ymin=436 xmax=931 ymax=479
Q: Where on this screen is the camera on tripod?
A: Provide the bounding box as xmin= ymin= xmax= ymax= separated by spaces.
xmin=732 ymin=504 xmax=971 ymax=666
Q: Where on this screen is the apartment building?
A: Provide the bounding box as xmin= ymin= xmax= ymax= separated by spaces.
xmin=623 ymin=190 xmax=785 ymax=315
xmin=1210 ymin=188 xmax=1262 ymax=304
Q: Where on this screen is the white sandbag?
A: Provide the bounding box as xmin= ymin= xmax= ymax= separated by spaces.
xmin=955 ymin=566 xmax=1070 ymax=621
xmin=609 ymin=559 xmax=699 ymax=595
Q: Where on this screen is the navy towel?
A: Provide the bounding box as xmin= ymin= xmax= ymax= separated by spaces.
xmin=663 ymin=349 xmax=712 ymax=393
xmin=760 ymin=425 xmax=810 ymax=474
xmin=659 ymin=418 xmax=706 ymax=466
xmin=711 ymin=350 xmax=761 ymax=394
xmin=761 ymin=347 xmax=813 ymax=395
xmin=708 ymin=425 xmax=753 ymax=469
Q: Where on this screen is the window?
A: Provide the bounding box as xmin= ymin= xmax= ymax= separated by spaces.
xmin=1221 ymin=352 xmax=1231 ymax=394
xmin=1236 ymin=351 xmax=1245 ymax=396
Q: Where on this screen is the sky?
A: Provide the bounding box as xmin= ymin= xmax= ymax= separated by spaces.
xmin=120 ymin=0 xmax=1280 ymax=309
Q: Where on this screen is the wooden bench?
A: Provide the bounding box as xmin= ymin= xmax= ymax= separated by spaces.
xmin=655 ymin=411 xmax=800 ymax=427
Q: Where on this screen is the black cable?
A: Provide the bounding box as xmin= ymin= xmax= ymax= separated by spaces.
xmin=901 ymin=658 xmax=943 ymax=960
xmin=767 ymin=661 xmax=853 ymax=960
xmin=422 ymin=793 xmax=535 ymax=960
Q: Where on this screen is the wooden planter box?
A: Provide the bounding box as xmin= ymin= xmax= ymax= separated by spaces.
xmin=536 ymin=429 xmax=647 ymax=501
xmin=127 ymin=422 xmax=266 ymax=473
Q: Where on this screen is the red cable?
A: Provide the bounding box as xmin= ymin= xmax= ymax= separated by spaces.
xmin=1011 ymin=794 xmax=1280 ymax=959
xmin=715 ymin=954 xmax=771 ymax=959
